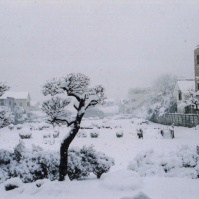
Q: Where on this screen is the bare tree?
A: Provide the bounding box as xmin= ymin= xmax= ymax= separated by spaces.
xmin=42 ymin=73 xmax=105 ymax=181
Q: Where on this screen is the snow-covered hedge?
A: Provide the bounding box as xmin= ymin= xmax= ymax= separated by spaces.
xmin=116 ymin=131 xmax=123 ymax=138
xmin=0 ymin=143 xmax=114 ymax=183
xmin=90 ymin=130 xmax=100 ymax=138
xmin=16 ymin=124 xmax=23 ymax=130
xmin=128 ymin=146 xmax=199 ymax=179
xmin=77 ymin=131 xmax=87 ymax=138
xmin=52 ymin=131 xmax=59 ymax=138
xmin=19 ymin=131 xmax=32 ymax=139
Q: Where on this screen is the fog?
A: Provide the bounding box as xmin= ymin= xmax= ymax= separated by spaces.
xmin=0 ymin=0 xmax=199 ymax=101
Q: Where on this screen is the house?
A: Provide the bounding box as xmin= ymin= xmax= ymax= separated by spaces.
xmin=0 ymin=91 xmax=31 ymax=114
xmin=172 ymin=46 xmax=199 ymax=113
xmin=173 ymin=79 xmax=195 ymax=113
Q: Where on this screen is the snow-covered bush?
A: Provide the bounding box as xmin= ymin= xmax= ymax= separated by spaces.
xmin=128 ymin=146 xmax=199 ymax=179
xmin=79 ymin=145 xmax=115 ymax=179
xmin=77 ymin=130 xmax=87 ymax=138
xmin=68 ymin=147 xmax=90 ymax=180
xmin=68 ymin=146 xmax=114 ymax=180
xmin=8 ymin=124 xmax=14 ymax=130
xmin=43 ymin=138 xmax=55 ymax=145
xmin=43 ymin=132 xmax=51 ymax=139
xmin=90 ymin=130 xmax=100 ymax=138
xmin=92 ymin=152 xmax=115 ymax=179
xmin=0 ymin=144 xmax=114 ymax=183
xmin=160 ymin=129 xmax=174 ymax=139
xmin=0 ymin=106 xmax=14 ymax=129
xmin=116 ymin=131 xmax=123 ymax=138
xmin=4 ymin=178 xmax=23 ymax=191
xmin=19 ymin=131 xmax=32 ymax=139
xmin=16 ymin=124 xmax=23 ymax=130
xmin=52 ymin=131 xmax=60 ymax=138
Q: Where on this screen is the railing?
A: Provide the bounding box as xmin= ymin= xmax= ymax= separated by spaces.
xmin=152 ymin=113 xmax=199 ymax=127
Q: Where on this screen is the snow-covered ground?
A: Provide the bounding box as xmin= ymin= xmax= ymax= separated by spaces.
xmin=0 ymin=117 xmax=199 ymax=199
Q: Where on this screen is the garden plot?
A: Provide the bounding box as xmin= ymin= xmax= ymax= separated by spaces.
xmin=0 ymin=117 xmax=199 ymax=199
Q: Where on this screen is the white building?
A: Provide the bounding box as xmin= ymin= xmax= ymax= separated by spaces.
xmin=0 ymin=91 xmax=31 ymax=114
xmin=173 ymin=79 xmax=195 ymax=113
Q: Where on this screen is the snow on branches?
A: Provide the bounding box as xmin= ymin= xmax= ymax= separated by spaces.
xmin=0 ymin=106 xmax=14 ymax=128
xmin=42 ymin=97 xmax=71 ymax=126
xmin=42 ymin=73 xmax=106 ymax=181
xmin=42 ymin=73 xmax=105 ymax=117
xmin=183 ymin=91 xmax=199 ymax=111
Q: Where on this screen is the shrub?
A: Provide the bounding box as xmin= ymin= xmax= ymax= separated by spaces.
xmin=160 ymin=129 xmax=174 ymax=139
xmin=4 ymin=178 xmax=23 ymax=191
xmin=43 ymin=132 xmax=51 ymax=139
xmin=0 ymin=144 xmax=114 ymax=183
xmin=80 ymin=145 xmax=114 ymax=179
xmin=116 ymin=131 xmax=123 ymax=138
xmin=52 ymin=131 xmax=60 ymax=138
xmin=90 ymin=130 xmax=99 ymax=138
xmin=43 ymin=138 xmax=55 ymax=145
xmin=16 ymin=124 xmax=23 ymax=130
xmin=68 ymin=148 xmax=90 ymax=180
xmin=19 ymin=132 xmax=32 ymax=139
xmin=77 ymin=131 xmax=87 ymax=138
xmin=128 ymin=146 xmax=199 ymax=179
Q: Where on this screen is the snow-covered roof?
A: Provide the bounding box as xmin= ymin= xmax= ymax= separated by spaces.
xmin=0 ymin=91 xmax=30 ymax=100
xmin=176 ymin=80 xmax=195 ymax=93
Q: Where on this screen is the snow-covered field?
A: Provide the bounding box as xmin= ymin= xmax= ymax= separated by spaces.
xmin=0 ymin=117 xmax=199 ymax=199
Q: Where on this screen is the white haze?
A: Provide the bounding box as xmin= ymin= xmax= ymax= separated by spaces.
xmin=0 ymin=0 xmax=199 ymax=101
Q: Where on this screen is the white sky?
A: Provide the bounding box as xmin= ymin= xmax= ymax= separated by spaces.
xmin=0 ymin=0 xmax=199 ymax=101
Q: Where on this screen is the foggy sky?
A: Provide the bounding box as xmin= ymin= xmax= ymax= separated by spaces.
xmin=0 ymin=0 xmax=199 ymax=102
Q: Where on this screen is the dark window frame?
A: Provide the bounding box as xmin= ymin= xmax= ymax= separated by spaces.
xmin=179 ymin=91 xmax=182 ymax=101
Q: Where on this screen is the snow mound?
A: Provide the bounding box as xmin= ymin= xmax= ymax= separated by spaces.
xmin=128 ymin=146 xmax=199 ymax=179
xmin=100 ymin=170 xmax=141 ymax=191
xmin=121 ymin=192 xmax=151 ymax=199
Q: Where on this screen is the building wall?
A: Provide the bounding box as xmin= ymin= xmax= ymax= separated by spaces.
xmin=14 ymin=99 xmax=30 ymax=113
xmin=194 ymin=47 xmax=199 ymax=91
xmin=0 ymin=94 xmax=31 ymax=113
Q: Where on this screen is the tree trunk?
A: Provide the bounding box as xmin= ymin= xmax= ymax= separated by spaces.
xmin=59 ymin=114 xmax=83 ymax=181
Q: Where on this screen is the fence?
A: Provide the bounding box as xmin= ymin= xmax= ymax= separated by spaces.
xmin=153 ymin=113 xmax=199 ymax=128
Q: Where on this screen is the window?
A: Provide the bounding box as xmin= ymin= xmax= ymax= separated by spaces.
xmin=198 ymin=83 xmax=199 ymax=91
xmin=179 ymin=91 xmax=182 ymax=101
xmin=197 ymin=55 xmax=199 ymax=64
xmin=27 ymin=102 xmax=30 ymax=106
